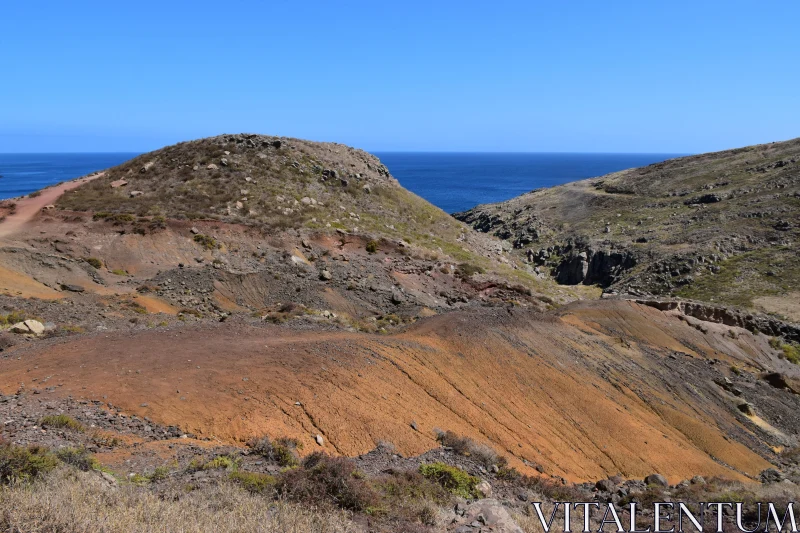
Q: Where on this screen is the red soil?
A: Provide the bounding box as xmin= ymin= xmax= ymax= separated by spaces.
xmin=0 ymin=300 xmax=777 ymax=482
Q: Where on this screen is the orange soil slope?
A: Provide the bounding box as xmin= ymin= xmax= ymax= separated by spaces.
xmin=0 ymin=300 xmax=785 ymax=483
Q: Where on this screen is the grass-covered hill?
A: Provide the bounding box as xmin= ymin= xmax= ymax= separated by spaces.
xmin=57 ymin=133 xmax=477 ymax=260
xmin=455 ymin=137 xmax=800 ymax=319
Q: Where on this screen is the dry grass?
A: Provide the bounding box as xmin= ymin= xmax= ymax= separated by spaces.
xmin=0 ymin=468 xmax=360 ymax=533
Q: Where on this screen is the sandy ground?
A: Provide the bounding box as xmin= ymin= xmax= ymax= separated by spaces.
xmin=0 ymin=173 xmax=101 ymax=242
xmin=754 ymin=293 xmax=800 ymax=322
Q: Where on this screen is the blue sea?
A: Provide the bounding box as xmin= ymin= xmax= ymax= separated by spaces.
xmin=0 ymin=152 xmax=683 ymax=213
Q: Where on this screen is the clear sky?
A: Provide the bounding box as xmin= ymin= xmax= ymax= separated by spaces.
xmin=2 ymin=1 xmax=798 ymax=153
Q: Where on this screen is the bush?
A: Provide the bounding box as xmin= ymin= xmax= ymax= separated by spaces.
xmin=248 ymin=436 xmax=300 ymax=467
xmin=365 ymin=240 xmax=378 ymax=254
xmin=455 ymin=263 xmax=484 ymax=279
xmin=28 ymin=190 xmax=42 ymax=198
xmin=188 ymin=455 xmax=239 ymax=472
xmin=194 ymin=234 xmax=218 ymax=250
xmin=39 ymin=414 xmax=84 ymax=432
xmin=84 ymin=257 xmax=103 ymax=269
xmin=55 ymin=447 xmax=97 ymax=471
xmin=0 ymin=443 xmax=59 ymax=484
xmin=230 ymin=471 xmax=277 ymax=494
xmin=434 ymin=430 xmax=505 ymax=468
xmin=419 ymin=463 xmax=479 ymax=499
xmin=277 ymin=453 xmax=379 ymax=512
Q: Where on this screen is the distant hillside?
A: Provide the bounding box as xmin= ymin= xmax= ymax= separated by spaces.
xmin=455 ymin=138 xmax=800 ymax=319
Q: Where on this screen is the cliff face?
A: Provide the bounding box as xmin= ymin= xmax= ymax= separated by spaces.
xmin=455 ymin=137 xmax=800 ymax=321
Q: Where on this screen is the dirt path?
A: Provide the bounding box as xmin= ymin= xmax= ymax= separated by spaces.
xmin=0 ymin=173 xmax=102 ymax=241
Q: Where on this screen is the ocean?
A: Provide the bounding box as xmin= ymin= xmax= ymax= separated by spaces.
xmin=0 ymin=152 xmax=683 ymax=213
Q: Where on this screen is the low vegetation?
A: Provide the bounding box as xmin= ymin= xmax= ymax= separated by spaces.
xmin=39 ymin=414 xmax=84 ymax=432
xmin=419 ymin=462 xmax=479 ymax=498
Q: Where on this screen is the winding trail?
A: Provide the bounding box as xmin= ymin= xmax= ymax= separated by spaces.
xmin=0 ymin=173 xmax=102 ymax=241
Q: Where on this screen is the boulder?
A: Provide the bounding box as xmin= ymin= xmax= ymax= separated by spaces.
xmin=11 ymin=320 xmax=45 ymax=336
xmin=644 ymin=473 xmax=669 ymax=487
xmin=595 ymin=479 xmax=616 ymax=492
xmin=391 ymin=289 xmax=404 ymax=304
xmin=319 ymin=270 xmax=332 ymax=281
xmin=110 ymin=179 xmax=128 ymax=188
xmin=129 ymin=191 xmax=144 ymax=198
xmin=450 ymin=500 xmax=523 ymax=533
xmin=475 ymin=480 xmax=492 ymax=497
xmin=315 ymin=434 xmax=324 ymax=446
xmin=60 ymin=284 xmax=85 ymax=293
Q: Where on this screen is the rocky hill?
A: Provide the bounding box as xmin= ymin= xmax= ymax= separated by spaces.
xmin=455 ymin=138 xmax=800 ymax=321
xmin=57 ymin=134 xmax=470 ymax=258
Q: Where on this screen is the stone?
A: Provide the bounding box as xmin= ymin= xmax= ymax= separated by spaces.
xmin=475 ymin=481 xmax=492 ymax=498
xmin=319 ymin=269 xmax=332 ymax=281
xmin=61 ymin=284 xmax=85 ymax=293
xmin=315 ymin=434 xmax=324 ymax=446
xmin=410 ymin=420 xmax=418 ymax=431
xmin=11 ymin=320 xmax=45 ymax=336
xmin=206 ymin=163 xmax=218 ymax=170
xmin=220 ymin=158 xmax=228 ymax=166
xmin=110 ymin=179 xmax=128 ymax=188
xmin=737 ymin=402 xmax=755 ymax=416
xmin=362 ymin=184 xmax=372 ymax=193
xmin=453 ymin=500 xmax=523 ymax=533
xmin=595 ymin=479 xmax=616 ymax=492
xmin=391 ymin=289 xmax=404 ymax=304
xmin=690 ymin=475 xmax=706 ymax=485
xmin=190 ymin=227 xmax=200 ymax=235
xmin=129 ymin=191 xmax=144 ymax=198
xmin=644 ymin=474 xmax=669 ymax=487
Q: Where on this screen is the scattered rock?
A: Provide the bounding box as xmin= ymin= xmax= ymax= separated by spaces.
xmin=11 ymin=320 xmax=45 ymax=336
xmin=451 ymin=500 xmax=523 ymax=533
xmin=129 ymin=191 xmax=144 ymax=198
xmin=110 ymin=179 xmax=128 ymax=188
xmin=60 ymin=284 xmax=85 ymax=293
xmin=319 ymin=269 xmax=332 ymax=281
xmin=475 ymin=480 xmax=492 ymax=498
xmin=595 ymin=479 xmax=616 ymax=492
xmin=737 ymin=402 xmax=755 ymax=416
xmin=644 ymin=474 xmax=669 ymax=487
xmin=315 ymin=434 xmax=324 ymax=446
xmin=391 ymin=289 xmax=404 ymax=304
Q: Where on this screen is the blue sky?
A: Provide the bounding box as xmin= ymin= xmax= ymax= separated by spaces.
xmin=1 ymin=1 xmax=798 ymax=153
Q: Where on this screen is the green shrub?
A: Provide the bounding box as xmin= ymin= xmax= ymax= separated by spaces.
xmin=0 ymin=443 xmax=59 ymax=484
xmin=230 ymin=471 xmax=277 ymax=494
xmin=39 ymin=414 xmax=84 ymax=432
xmin=55 ymin=447 xmax=97 ymax=471
xmin=366 ymin=240 xmax=378 ymax=254
xmin=188 ymin=455 xmax=239 ymax=472
xmin=418 ymin=463 xmax=479 ymax=499
xmin=84 ymin=257 xmax=103 ymax=269
xmin=147 ymin=465 xmax=171 ymax=481
xmin=193 ymin=234 xmax=218 ymax=250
